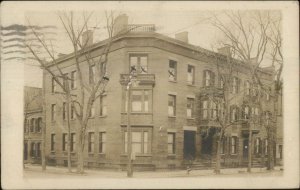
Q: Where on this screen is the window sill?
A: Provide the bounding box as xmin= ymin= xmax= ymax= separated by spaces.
xmin=98 ymin=153 xmax=106 ymax=155
xmin=121 ymin=154 xmax=152 ymax=157
xmin=187 ymin=83 xmax=196 ymax=87
xmin=99 ymin=115 xmax=107 ymax=118
xmin=168 ymin=80 xmax=177 ymax=83
xmin=121 ymin=112 xmax=153 ymax=115
xmin=230 ymin=153 xmax=238 ymax=156
xmin=168 ymin=116 xmax=176 ymax=118
xmin=187 ymin=117 xmax=195 ymax=120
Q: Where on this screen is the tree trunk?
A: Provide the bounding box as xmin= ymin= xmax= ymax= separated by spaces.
xmin=267 ymin=132 xmax=274 ymax=170
xmin=42 ymin=69 xmax=46 ymax=171
xmin=66 ymin=93 xmax=72 ymax=172
xmin=214 ymin=138 xmax=221 ymax=174
xmin=77 ymin=130 xmax=84 ymax=173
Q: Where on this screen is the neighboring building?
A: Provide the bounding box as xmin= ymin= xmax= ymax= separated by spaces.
xmin=275 ymin=86 xmax=283 ymax=166
xmin=43 ymin=15 xmax=280 ymax=170
xmin=24 ymin=86 xmax=43 ymax=164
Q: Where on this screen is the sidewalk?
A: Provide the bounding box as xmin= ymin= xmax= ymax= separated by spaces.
xmin=24 ymin=164 xmax=283 ymax=178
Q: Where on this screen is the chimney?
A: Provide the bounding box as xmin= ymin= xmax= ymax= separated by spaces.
xmin=218 ymin=46 xmax=231 ymax=57
xmin=175 ymin=31 xmax=189 ymax=43
xmin=82 ymin=30 xmax=93 ymax=46
xmin=113 ymin=14 xmax=128 ymax=36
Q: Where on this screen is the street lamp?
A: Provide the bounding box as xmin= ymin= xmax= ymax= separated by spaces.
xmin=126 ymin=66 xmax=138 ymax=177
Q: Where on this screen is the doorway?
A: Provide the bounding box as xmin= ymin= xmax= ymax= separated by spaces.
xmin=184 ymin=131 xmax=196 ymax=160
xmin=243 ymin=139 xmax=249 ymax=158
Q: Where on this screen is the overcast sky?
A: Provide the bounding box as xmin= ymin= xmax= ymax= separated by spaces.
xmin=0 ymin=1 xmax=290 ymax=87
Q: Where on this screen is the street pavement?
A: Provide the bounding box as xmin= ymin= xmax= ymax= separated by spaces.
xmin=23 ymin=164 xmax=283 ymax=178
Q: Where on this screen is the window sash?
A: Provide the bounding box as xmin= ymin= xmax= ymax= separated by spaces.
xmin=231 ymin=137 xmax=237 ymax=154
xmin=51 ymin=134 xmax=55 ymax=151
xmin=167 ymin=133 xmax=175 ymax=154
xmin=100 ymin=95 xmax=107 ymax=116
xmin=187 ymin=98 xmax=194 ymax=118
xmin=71 ymin=71 xmax=77 ymax=89
xmin=168 ymin=95 xmax=176 ymax=116
xmin=187 ymin=65 xmax=195 ymax=84
xmin=51 ymin=104 xmax=56 ymax=121
xmin=130 ymin=55 xmax=148 ymax=74
xmin=124 ymin=131 xmax=149 ymax=154
xmin=168 ymin=60 xmax=177 ymax=81
xmin=99 ymin=132 xmax=106 ymax=153
xmin=88 ymin=132 xmax=95 ymax=153
xmin=62 ymin=134 xmax=68 ymax=151
xmin=71 ymin=133 xmax=76 ymax=152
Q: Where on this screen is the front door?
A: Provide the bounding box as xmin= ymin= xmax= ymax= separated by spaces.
xmin=184 ymin=131 xmax=196 ymax=160
xmin=243 ymin=139 xmax=249 ymax=158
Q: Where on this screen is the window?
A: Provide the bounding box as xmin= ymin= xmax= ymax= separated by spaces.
xmin=211 ymin=101 xmax=217 ymax=119
xmin=187 ymin=98 xmax=195 ymax=118
xmin=231 ymin=106 xmax=238 ymax=122
xmin=30 ymin=118 xmax=35 ymax=132
xmin=124 ymin=131 xmax=149 ymax=154
xmin=99 ymin=132 xmax=106 ymax=153
xmin=51 ymin=104 xmax=56 ymax=121
xmin=37 ymin=118 xmax=42 ymax=132
xmin=232 ymin=77 xmax=240 ymax=94
xmin=31 ymin=142 xmax=36 ymax=157
xmin=99 ymin=95 xmax=107 ymax=116
xmin=265 ymin=112 xmax=270 ymax=125
xmin=51 ymin=134 xmax=55 ymax=151
xmin=266 ymin=92 xmax=270 ymax=101
xmin=168 ymin=95 xmax=176 ymax=116
xmin=202 ymin=100 xmax=208 ymax=119
xmin=36 ymin=143 xmax=41 ymax=157
xmin=231 ymin=136 xmax=237 ymax=154
xmin=168 ymin=133 xmax=175 ymax=154
xmin=52 ymin=77 xmax=57 ymax=93
xmin=264 ymin=139 xmax=268 ymax=155
xmin=204 ymin=70 xmax=214 ymax=87
xmin=127 ymin=90 xmax=151 ymax=113
xmin=62 ymin=133 xmax=68 ymax=151
xmin=168 ymin=60 xmax=177 ymax=81
xmin=71 ymin=133 xmax=76 ymax=152
xmin=89 ymin=64 xmax=96 ymax=84
xmin=71 ymin=105 xmax=75 ymax=119
xmin=255 ymin=138 xmax=261 ymax=154
xmin=132 ymin=91 xmax=142 ymax=112
xmin=89 ymin=103 xmax=95 ymax=118
xmin=245 ymin=81 xmax=251 ymax=95
xmin=70 ymin=133 xmax=75 ymax=152
xmin=63 ymin=73 xmax=68 ymax=90
xmin=187 ymin=65 xmax=195 ymax=84
xmin=255 ymin=107 xmax=259 ymax=117
xmin=244 ymin=106 xmax=250 ymax=120
xmin=71 ymin=71 xmax=77 ymax=89
xmin=88 ymin=132 xmax=95 ymax=153
xmin=63 ymin=102 xmax=66 ymax=120
xmin=220 ymin=139 xmax=226 ymax=154
xmin=130 ymin=54 xmax=148 ymax=74
xmin=219 ymin=76 xmax=224 ymax=89
xmin=35 ymin=118 xmax=39 ymax=132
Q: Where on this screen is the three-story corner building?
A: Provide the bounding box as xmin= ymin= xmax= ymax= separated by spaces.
xmin=43 ymin=14 xmax=280 ymax=170
xmin=24 ymin=86 xmax=43 ymax=164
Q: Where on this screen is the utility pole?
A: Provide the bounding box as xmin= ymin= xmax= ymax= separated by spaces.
xmin=126 ymin=81 xmax=133 ymax=177
xmin=247 ymin=121 xmax=252 ymax=172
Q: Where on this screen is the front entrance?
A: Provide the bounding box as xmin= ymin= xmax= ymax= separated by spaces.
xmin=184 ymin=131 xmax=196 ymax=160
xmin=243 ymin=139 xmax=249 ymax=158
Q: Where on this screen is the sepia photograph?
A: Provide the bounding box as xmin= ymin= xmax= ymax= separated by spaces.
xmin=1 ymin=1 xmax=299 ymax=189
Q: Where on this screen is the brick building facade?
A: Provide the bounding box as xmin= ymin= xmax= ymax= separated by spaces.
xmin=24 ymin=86 xmax=43 ymax=164
xmin=43 ymin=15 xmax=282 ymax=170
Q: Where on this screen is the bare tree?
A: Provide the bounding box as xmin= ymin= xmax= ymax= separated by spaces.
xmin=210 ymin=10 xmax=281 ymax=171
xmin=25 ymin=11 xmax=137 ymax=173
